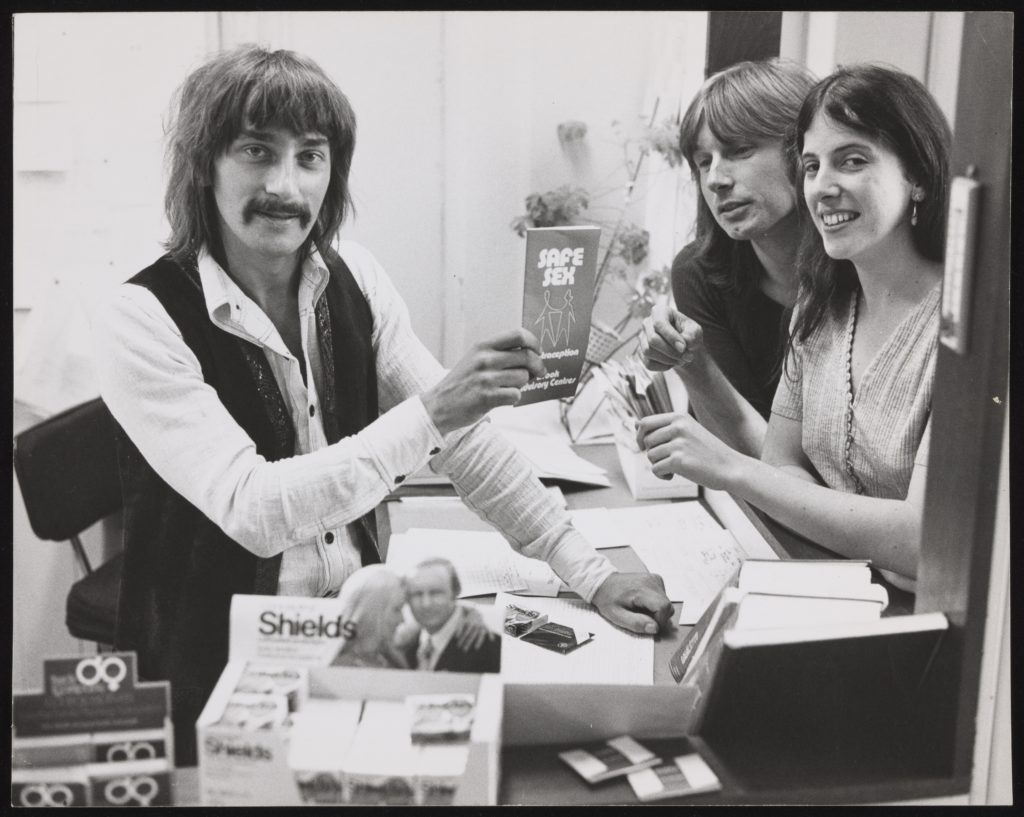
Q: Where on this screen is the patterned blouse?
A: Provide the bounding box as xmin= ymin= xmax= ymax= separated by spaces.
xmin=772 ymin=282 xmax=940 ymax=500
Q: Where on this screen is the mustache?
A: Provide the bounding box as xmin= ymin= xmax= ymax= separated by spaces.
xmin=243 ymin=198 xmax=313 ymax=228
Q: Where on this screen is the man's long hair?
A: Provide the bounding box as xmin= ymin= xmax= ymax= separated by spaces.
xmin=163 ymin=45 xmax=357 ymax=265
xmin=786 ymin=63 xmax=951 ymax=373
xmin=679 ymin=59 xmax=817 ymax=297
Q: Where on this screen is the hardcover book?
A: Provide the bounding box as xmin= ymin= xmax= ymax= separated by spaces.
xmin=518 ymin=226 xmax=601 ymax=405
xmin=692 ymin=613 xmax=950 ymax=789
xmin=668 ymin=559 xmax=891 ymax=685
xmin=558 ymin=735 xmax=659 ymax=784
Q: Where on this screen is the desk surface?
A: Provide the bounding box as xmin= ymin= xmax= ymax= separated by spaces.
xmin=172 ymin=440 xmax=915 ymax=806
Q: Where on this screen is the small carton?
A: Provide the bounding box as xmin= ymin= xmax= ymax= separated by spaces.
xmin=11 ymin=765 xmax=91 ymax=807
xmin=503 ymin=603 xmax=548 ymax=638
xmin=86 ymin=758 xmax=173 ymax=808
xmin=287 ymin=698 xmax=363 ymax=805
xmin=407 ymin=693 xmax=476 ymax=744
xmin=198 ymin=595 xmax=503 ymax=807
xmin=615 ymin=433 xmax=699 ymax=501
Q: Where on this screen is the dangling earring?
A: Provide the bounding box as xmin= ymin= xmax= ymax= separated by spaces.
xmin=911 ymin=190 xmax=924 ymax=227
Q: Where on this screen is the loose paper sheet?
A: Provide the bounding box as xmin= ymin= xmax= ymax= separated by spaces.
xmin=495 ymin=593 xmax=654 ymax=686
xmin=631 ymin=530 xmax=746 ymax=624
xmin=565 ymin=502 xmax=756 ymax=625
xmin=569 ymin=501 xmax=720 ymax=550
xmin=386 ymin=529 xmax=566 ymax=598
xmin=496 ymin=427 xmax=611 ymax=487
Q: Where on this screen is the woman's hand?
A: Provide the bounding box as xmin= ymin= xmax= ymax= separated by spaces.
xmin=636 ymin=412 xmax=742 ymax=490
xmin=453 ymin=604 xmax=491 ymax=651
xmin=639 ymin=303 xmax=706 ymax=373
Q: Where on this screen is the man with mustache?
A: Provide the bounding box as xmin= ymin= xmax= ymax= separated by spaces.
xmin=92 ymin=46 xmax=672 ymax=766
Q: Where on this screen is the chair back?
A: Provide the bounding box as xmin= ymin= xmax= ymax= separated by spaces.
xmin=14 ymin=398 xmax=122 ymax=542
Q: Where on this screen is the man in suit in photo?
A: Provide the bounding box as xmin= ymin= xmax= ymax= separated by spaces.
xmin=404 ymin=558 xmax=501 ymax=673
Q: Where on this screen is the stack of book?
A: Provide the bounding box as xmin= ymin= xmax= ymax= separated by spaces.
xmin=669 ymin=559 xmax=891 ymax=686
xmin=666 ymin=558 xmax=950 ymax=790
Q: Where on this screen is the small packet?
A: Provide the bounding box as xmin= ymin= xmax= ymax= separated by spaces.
xmin=503 ymin=604 xmax=548 ymax=638
xmin=406 ymin=693 xmax=476 ymax=744
xmin=519 ymin=621 xmax=594 ymax=654
xmin=216 ymin=693 xmax=290 ymax=730
xmin=234 ymin=663 xmax=308 ymax=712
xmin=627 ymin=752 xmax=721 ymax=801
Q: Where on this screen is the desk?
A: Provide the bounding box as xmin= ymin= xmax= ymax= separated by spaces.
xmin=383 ymin=440 xmax=918 ymax=805
xmin=170 ymin=441 xmax=918 ymax=806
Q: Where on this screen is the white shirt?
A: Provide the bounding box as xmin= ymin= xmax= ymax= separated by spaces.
xmin=416 ymin=605 xmax=464 ymax=671
xmin=91 ymin=240 xmax=615 ymax=601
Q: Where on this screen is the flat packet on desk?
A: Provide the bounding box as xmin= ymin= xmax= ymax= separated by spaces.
xmin=627 ymin=752 xmax=721 ymax=801
xmin=519 ymin=621 xmax=594 ymax=654
xmin=559 ymin=735 xmax=659 ymax=783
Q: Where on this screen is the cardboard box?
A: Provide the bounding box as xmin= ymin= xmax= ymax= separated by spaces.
xmin=196 ymin=595 xmax=502 ymax=806
xmin=615 ymin=434 xmax=699 ymax=500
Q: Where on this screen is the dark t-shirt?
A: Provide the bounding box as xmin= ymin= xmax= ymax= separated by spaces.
xmin=671 ymin=241 xmax=790 ymax=419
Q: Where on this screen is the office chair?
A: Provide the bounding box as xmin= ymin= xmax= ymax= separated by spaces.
xmin=14 ymin=397 xmax=124 ymax=646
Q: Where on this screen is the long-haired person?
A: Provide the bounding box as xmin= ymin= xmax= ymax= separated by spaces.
xmin=92 ymin=45 xmax=671 ymax=765
xmin=638 ymin=64 xmax=950 ymax=590
xmin=640 ymin=60 xmax=816 ymax=456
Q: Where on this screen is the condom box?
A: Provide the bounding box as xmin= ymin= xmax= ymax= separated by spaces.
xmin=11 ymin=652 xmax=174 ymax=807
xmin=614 ymin=428 xmax=700 ymax=500
xmin=198 ymin=594 xmax=502 ymax=806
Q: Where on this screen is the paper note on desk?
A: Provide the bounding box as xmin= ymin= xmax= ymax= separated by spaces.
xmin=494 ymin=427 xmax=612 ymax=488
xmin=631 ymin=530 xmax=747 ymax=625
xmin=566 ymin=502 xmax=762 ymax=625
xmin=386 ymin=529 xmax=566 ymax=597
xmin=570 ymin=502 xmax=721 ymax=550
xmin=495 ymin=593 xmax=654 ymax=685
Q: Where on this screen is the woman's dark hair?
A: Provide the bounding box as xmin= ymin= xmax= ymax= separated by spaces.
xmin=163 ymin=45 xmax=357 ymax=266
xmin=787 ymin=63 xmax=951 ymax=360
xmin=679 ymin=59 xmax=817 ymax=297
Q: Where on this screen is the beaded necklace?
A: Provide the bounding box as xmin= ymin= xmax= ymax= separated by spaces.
xmin=842 ymin=289 xmax=867 ymax=495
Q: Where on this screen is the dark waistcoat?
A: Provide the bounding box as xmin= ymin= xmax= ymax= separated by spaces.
xmin=113 ymin=248 xmax=379 ymax=766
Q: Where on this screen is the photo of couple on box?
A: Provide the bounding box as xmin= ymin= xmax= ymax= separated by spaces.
xmin=330 ymin=562 xmax=501 ymax=675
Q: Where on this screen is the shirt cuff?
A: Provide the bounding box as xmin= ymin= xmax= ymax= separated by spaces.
xmin=360 ymin=395 xmax=445 ymax=489
xmin=537 ymin=525 xmax=617 ymax=603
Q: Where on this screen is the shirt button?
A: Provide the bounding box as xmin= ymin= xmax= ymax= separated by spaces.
xmin=324 ymin=531 xmax=335 ymax=544
xmin=394 ymin=474 xmax=405 ymax=485
xmin=429 ymin=447 xmax=441 ymax=455
xmin=309 ymin=405 xmax=315 ymax=417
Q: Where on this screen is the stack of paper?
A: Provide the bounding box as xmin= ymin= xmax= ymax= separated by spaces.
xmin=495 ymin=593 xmax=654 ymax=685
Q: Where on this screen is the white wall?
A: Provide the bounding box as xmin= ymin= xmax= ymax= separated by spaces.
xmin=440 ymin=11 xmax=690 ymax=359
xmin=11 ymin=9 xmax=690 ymax=688
xmin=783 ymin=11 xmax=964 ymax=132
xmin=12 ymin=12 xmax=216 ymax=690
